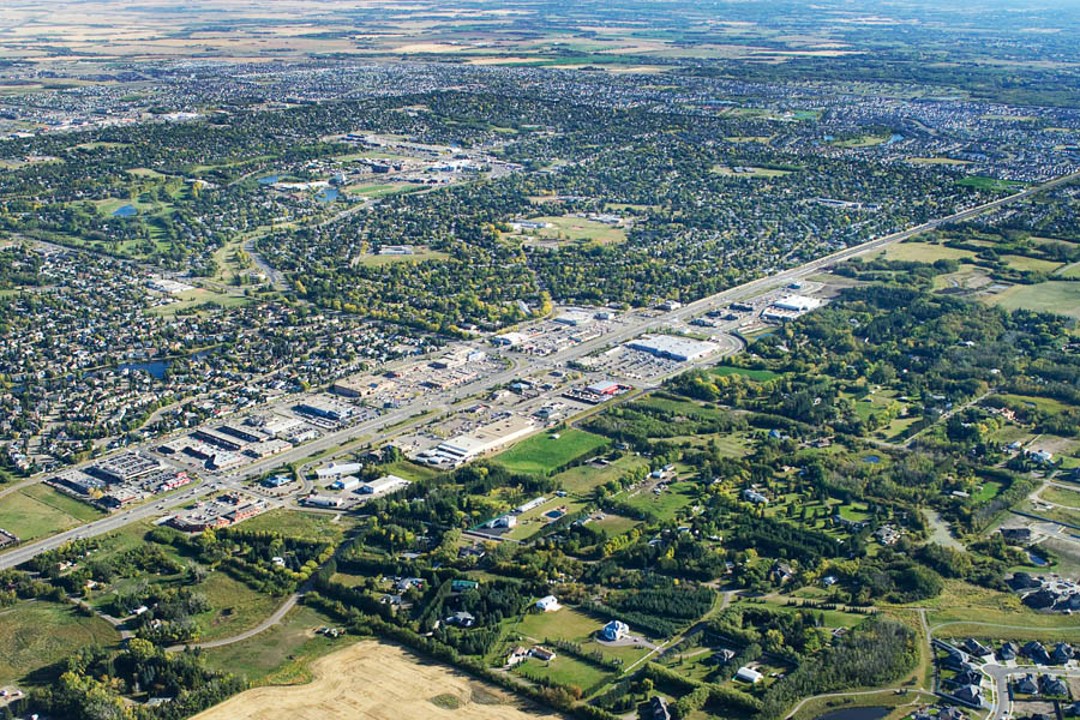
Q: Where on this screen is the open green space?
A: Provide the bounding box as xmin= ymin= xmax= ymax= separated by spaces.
xmin=879 ymin=241 xmax=976 ymax=264
xmin=553 ymin=454 xmax=649 ymax=496
xmin=147 ymin=287 xmax=253 ymax=316
xmin=194 ymin=572 xmax=286 ymax=643
xmin=984 ymin=281 xmax=1080 ymax=320
xmin=352 ymin=246 xmax=451 ymax=267
xmin=237 ymin=508 xmax=349 ymax=542
xmin=493 ymin=428 xmax=609 ymax=476
xmin=956 ymin=176 xmax=1027 ymax=192
xmin=514 ymin=654 xmax=613 ymax=696
xmin=620 ymin=482 xmax=698 ymax=522
xmin=201 ymin=603 xmax=342 ymax=685
xmin=0 ymin=483 xmax=104 ymax=541
xmin=0 ymin=601 xmax=120 ymax=687
xmin=514 ymin=215 xmax=626 ymax=246
xmin=711 ymin=365 xmax=781 ymax=382
xmin=1000 ymin=254 xmax=1064 ymax=274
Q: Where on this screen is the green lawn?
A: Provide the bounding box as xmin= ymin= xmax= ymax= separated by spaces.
xmin=201 ymin=603 xmax=342 ymax=685
xmin=494 ymin=429 xmax=610 ymax=476
xmin=1001 ymin=254 xmax=1064 ymax=274
xmin=553 ymin=454 xmax=649 ymax=496
xmin=985 ymin=281 xmax=1080 ymax=320
xmin=515 ymin=215 xmax=626 ymax=246
xmin=514 ymin=654 xmax=614 ymax=695
xmin=621 ymin=482 xmax=698 ymax=522
xmin=957 ymin=176 xmax=1027 ymax=192
xmin=0 ymin=601 xmax=120 ymax=686
xmin=0 ymin=484 xmax=104 ymax=541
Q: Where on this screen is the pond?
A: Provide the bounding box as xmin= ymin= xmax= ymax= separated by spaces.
xmin=1028 ymin=551 xmax=1049 ymax=567
xmin=119 ymin=359 xmax=170 ymax=379
xmin=112 ymin=204 xmax=138 ymax=217
xmin=315 ymin=187 xmax=340 ymax=203
xmin=863 ymin=455 xmax=881 ymax=464
xmin=257 ymin=175 xmax=279 ymax=185
xmin=885 ymin=133 xmax=905 ymax=145
xmin=815 ymin=707 xmax=891 ymax=720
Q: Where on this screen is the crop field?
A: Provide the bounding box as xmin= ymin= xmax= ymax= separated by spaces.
xmin=192 ymin=641 xmax=562 ymax=720
xmin=0 ymin=601 xmax=119 ymax=686
xmin=985 ymin=281 xmax=1080 ymax=319
xmin=0 ymin=483 xmax=104 ymax=541
xmin=493 ymin=428 xmax=609 ymax=476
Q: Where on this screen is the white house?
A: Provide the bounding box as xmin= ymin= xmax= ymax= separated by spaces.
xmin=735 ymin=666 xmax=763 ymax=684
xmin=536 ymin=595 xmax=561 ymax=612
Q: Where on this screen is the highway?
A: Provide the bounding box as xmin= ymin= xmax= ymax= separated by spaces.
xmin=2 ymin=168 xmax=1079 ymax=571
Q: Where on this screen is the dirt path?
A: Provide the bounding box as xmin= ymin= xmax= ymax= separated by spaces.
xmin=191 ymin=640 xmax=564 ymax=720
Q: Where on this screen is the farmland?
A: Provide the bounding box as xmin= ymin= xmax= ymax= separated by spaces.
xmin=192 ymin=641 xmax=562 ymax=720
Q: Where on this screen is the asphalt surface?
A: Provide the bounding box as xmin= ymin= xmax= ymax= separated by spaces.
xmin=2 ymin=169 xmax=1079 ymax=572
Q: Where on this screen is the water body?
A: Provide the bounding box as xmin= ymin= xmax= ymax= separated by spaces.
xmin=112 ymin=204 xmax=138 ymax=217
xmin=863 ymin=455 xmax=881 ymax=464
xmin=815 ymin=707 xmax=891 ymax=720
xmin=1028 ymin=551 xmax=1049 ymax=567
xmin=316 ymin=187 xmax=340 ymax=203
xmin=119 ymin=359 xmax=170 ymax=379
xmin=885 ymin=133 xmax=905 ymax=145
xmin=257 ymin=175 xmax=279 ymax=185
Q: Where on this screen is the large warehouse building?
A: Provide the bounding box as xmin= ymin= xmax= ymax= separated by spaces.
xmin=625 ymin=334 xmax=720 ymax=363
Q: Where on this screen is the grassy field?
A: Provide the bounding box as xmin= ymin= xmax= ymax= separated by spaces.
xmin=1001 ymin=254 xmax=1064 ymax=274
xmin=985 ymin=281 xmax=1080 ymax=320
xmin=148 ymin=287 xmax=252 ymax=316
xmin=493 ymin=429 xmax=609 ymax=476
xmin=957 ymin=176 xmax=1027 ymax=192
xmin=0 ymin=483 xmax=104 ymax=541
xmin=621 ymin=482 xmax=698 ymax=522
xmin=1039 ymin=485 xmax=1080 ymax=508
xmin=202 ymin=604 xmax=342 ymax=685
xmin=514 ymin=654 xmax=613 ymax=695
xmin=353 ymin=247 xmax=451 ymax=266
xmin=553 ymin=454 xmax=649 ymax=496
xmin=880 ymin=241 xmax=976 ymax=263
xmin=195 ymin=572 xmax=286 ymax=642
xmin=237 ymin=508 xmax=349 ymax=542
xmin=515 ymin=215 xmax=626 ymax=246
xmin=0 ymin=601 xmax=120 ymax=686
xmin=711 ymin=165 xmax=793 ymax=178
xmin=712 ymin=365 xmax=781 ymax=381
xmin=193 ymin=641 xmax=561 ymax=720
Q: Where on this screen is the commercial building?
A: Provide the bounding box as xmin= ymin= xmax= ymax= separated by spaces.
xmin=330 ymin=476 xmax=362 ymax=492
xmin=626 ymin=334 xmax=720 ymax=363
xmin=423 ymin=414 xmax=536 ymax=466
xmin=762 ymin=294 xmax=824 ymax=322
xmin=359 ymin=474 xmax=411 ymax=495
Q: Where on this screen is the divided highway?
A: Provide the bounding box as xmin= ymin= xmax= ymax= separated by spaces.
xmin=2 ymin=169 xmax=1078 ymax=572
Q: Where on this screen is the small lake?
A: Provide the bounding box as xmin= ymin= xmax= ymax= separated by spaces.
xmin=1028 ymin=551 xmax=1049 ymax=567
xmin=112 ymin=204 xmax=138 ymax=217
xmin=863 ymin=455 xmax=881 ymax=464
xmin=315 ymin=187 xmax=340 ymax=203
xmin=885 ymin=133 xmax=905 ymax=145
xmin=257 ymin=175 xmax=279 ymax=185
xmin=815 ymin=707 xmax=891 ymax=720
xmin=119 ymin=360 xmax=170 ymax=379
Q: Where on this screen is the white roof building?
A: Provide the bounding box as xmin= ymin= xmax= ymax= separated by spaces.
xmin=735 ymin=666 xmax=763 ymax=684
xmin=536 ymin=595 xmax=561 ymax=612
xmin=359 ymin=474 xmax=411 ymax=495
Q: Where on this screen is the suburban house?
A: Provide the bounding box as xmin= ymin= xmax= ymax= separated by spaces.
xmin=599 ymin=620 xmax=629 ymax=642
